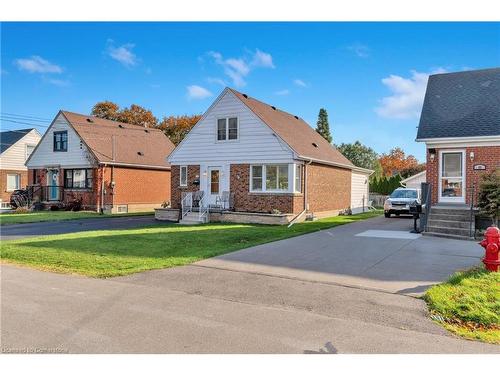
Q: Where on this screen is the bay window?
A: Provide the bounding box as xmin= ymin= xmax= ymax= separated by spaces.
xmin=64 ymin=169 xmax=93 ymax=189
xmin=294 ymin=164 xmax=302 ymax=192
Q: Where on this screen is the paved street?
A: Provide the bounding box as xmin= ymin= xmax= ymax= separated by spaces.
xmin=0 ymin=215 xmax=162 ymax=241
xmin=1 ymin=216 xmax=497 ymax=353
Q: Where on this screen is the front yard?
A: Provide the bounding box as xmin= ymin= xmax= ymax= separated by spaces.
xmin=0 ymin=210 xmax=381 ymax=277
xmin=425 ymin=267 xmax=500 ymax=344
xmin=0 ymin=210 xmax=154 ymax=226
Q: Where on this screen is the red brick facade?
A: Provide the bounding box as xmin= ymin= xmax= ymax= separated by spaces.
xmin=28 ymin=165 xmax=171 ymax=211
xmin=306 ymin=162 xmax=351 ymax=213
xmin=0 ymin=169 xmax=28 ymax=202
xmin=170 ymin=162 xmax=352 ymax=215
xmin=426 ymin=145 xmax=500 ymax=205
xmin=170 ymin=165 xmax=201 ymax=209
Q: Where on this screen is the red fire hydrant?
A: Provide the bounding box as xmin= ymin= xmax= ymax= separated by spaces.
xmin=479 ymin=226 xmax=500 ymax=272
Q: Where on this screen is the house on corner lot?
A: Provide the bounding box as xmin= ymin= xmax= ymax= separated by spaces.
xmin=416 ymin=68 xmax=500 ymax=238
xmin=0 ymin=128 xmax=42 ymax=208
xmin=26 ymin=111 xmax=175 ymax=213
xmin=168 ymin=88 xmax=372 ymax=223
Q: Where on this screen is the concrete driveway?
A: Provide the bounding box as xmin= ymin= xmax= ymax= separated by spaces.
xmin=0 ymin=215 xmax=163 ymax=241
xmin=197 ymin=216 xmax=483 ymax=295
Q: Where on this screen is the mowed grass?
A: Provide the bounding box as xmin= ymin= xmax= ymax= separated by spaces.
xmin=425 ymin=267 xmax=500 ymax=344
xmin=0 ymin=210 xmax=382 ymax=278
xmin=0 ymin=211 xmax=154 ymax=226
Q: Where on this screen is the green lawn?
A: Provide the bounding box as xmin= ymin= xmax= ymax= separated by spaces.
xmin=0 ymin=210 xmax=154 ymax=226
xmin=0 ymin=210 xmax=381 ymax=278
xmin=425 ymin=267 xmax=500 ymax=344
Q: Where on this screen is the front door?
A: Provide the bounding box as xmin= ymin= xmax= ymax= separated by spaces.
xmin=439 ymin=151 xmax=465 ymax=203
xmin=207 ymin=167 xmax=221 ymax=206
xmin=47 ymin=169 xmax=60 ymax=201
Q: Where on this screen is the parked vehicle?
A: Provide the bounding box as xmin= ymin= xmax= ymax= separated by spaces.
xmin=383 ymin=187 xmax=421 ymax=218
xmin=9 ymin=189 xmax=29 ymax=209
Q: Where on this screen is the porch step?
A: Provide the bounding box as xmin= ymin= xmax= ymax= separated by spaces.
xmin=422 ymin=231 xmax=475 ymax=241
xmin=178 ymin=212 xmax=207 ymax=225
xmin=425 ymin=225 xmax=473 ymax=238
xmin=428 ymin=213 xmax=473 ymax=221
xmin=427 ymin=219 xmax=472 ymax=229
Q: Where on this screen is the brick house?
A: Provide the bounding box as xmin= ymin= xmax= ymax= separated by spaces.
xmin=168 ymin=88 xmax=372 ymax=222
xmin=26 ymin=111 xmax=175 ymax=213
xmin=416 ymin=68 xmax=500 ymax=207
xmin=0 ymin=128 xmax=41 ymax=208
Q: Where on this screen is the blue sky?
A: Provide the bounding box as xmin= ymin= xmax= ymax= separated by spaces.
xmin=1 ymin=22 xmax=499 ymax=161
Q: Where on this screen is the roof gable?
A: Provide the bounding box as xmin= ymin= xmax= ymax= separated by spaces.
xmin=229 ymin=89 xmax=354 ymax=168
xmin=60 ymin=111 xmax=175 ymax=168
xmin=0 ymin=129 xmax=35 ymax=154
xmin=416 ymin=68 xmax=500 ymax=140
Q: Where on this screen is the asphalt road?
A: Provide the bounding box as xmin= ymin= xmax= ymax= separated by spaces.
xmin=0 ymin=215 xmax=163 ymax=240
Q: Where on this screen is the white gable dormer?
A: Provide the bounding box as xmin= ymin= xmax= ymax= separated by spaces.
xmin=168 ymin=89 xmax=295 ymax=165
xmin=26 ymin=112 xmax=94 ymax=169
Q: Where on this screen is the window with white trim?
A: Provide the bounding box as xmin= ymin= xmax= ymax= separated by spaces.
xmin=7 ymin=174 xmax=20 ymax=191
xmin=294 ymin=164 xmax=302 ymax=192
xmin=180 ymin=166 xmax=188 ymax=186
xmin=216 ymin=117 xmax=238 ymax=141
xmin=25 ymin=144 xmax=35 ymax=160
xmin=250 ymin=164 xmax=289 ymax=192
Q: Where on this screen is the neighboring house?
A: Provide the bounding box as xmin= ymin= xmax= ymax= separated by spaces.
xmin=416 ymin=67 xmax=500 ymax=206
xmin=168 ymin=87 xmax=372 ymax=222
xmin=26 ymin=111 xmax=175 ymax=213
xmin=0 ymin=128 xmax=42 ymax=208
xmin=400 ymin=170 xmax=426 ymax=190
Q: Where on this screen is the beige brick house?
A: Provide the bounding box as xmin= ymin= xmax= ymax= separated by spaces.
xmin=168 ymin=88 xmax=372 ymax=223
xmin=26 ymin=111 xmax=175 ymax=213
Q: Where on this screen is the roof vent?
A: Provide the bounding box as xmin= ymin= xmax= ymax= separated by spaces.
xmin=271 ymin=106 xmax=276 ymax=110
xmin=86 ymin=118 xmax=94 ymax=123
xmin=118 ymin=124 xmax=124 ymax=129
xmin=144 ymin=129 xmax=149 ymax=133
xmin=137 ymin=151 xmax=144 ymax=156
xmin=312 ymin=142 xmax=319 ymax=148
xmin=242 ymin=93 xmax=248 ymax=98
xmin=294 ymin=115 xmax=299 ymax=120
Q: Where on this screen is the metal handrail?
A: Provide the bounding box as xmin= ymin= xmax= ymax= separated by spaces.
xmin=181 ymin=192 xmax=193 ymax=218
xmin=198 ymin=194 xmax=209 ymax=223
xmin=420 ymin=182 xmax=432 ymax=232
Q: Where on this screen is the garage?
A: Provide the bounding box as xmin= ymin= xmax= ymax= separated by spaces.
xmin=351 ymin=170 xmax=371 ymax=214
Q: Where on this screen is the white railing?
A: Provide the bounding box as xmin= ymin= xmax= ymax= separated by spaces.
xmin=198 ymin=194 xmax=209 ymax=223
xmin=181 ymin=192 xmax=193 ymax=218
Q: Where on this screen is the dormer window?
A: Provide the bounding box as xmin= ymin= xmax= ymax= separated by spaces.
xmin=217 ymin=117 xmax=238 ymax=141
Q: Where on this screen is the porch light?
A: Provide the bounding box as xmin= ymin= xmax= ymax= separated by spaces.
xmin=469 ymin=151 xmax=475 ymax=162
xmin=429 ymin=149 xmax=436 ymax=162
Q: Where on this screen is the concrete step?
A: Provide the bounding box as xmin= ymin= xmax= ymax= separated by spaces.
xmin=428 ymin=212 xmax=473 ymax=221
xmin=430 ymin=207 xmax=473 ymax=215
xmin=422 ymin=231 xmax=475 ymax=241
xmin=179 ymin=218 xmax=205 ymax=225
xmin=426 ymin=225 xmax=473 ymax=237
xmin=427 ymin=219 xmax=473 ymax=229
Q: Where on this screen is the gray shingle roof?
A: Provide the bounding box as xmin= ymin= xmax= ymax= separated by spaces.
xmin=416 ymin=68 xmax=500 ymax=140
xmin=0 ymin=128 xmax=34 ymax=154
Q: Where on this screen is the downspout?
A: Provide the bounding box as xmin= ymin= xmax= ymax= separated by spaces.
xmin=288 ymin=159 xmax=312 ymax=228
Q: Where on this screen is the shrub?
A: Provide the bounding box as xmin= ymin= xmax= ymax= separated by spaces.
xmin=477 ymin=168 xmax=500 ymax=225
xmin=14 ymin=206 xmax=30 ymax=214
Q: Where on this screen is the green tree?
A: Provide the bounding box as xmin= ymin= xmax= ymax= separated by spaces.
xmin=315 ymin=108 xmax=332 ymax=143
xmin=477 ymin=169 xmax=500 ymax=225
xmin=336 ymin=141 xmax=378 ymax=170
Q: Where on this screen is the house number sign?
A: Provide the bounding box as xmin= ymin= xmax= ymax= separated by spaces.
xmin=473 ymin=164 xmax=486 ymax=170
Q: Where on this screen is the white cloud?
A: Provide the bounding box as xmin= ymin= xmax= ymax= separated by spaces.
xmin=274 ymin=89 xmax=290 ymax=96
xmin=375 ymin=68 xmax=447 ymax=119
xmin=43 ymin=77 xmax=70 ymax=87
xmin=251 ymin=49 xmax=275 ymax=68
xmin=347 ymin=43 xmax=370 ymax=58
xmin=15 ymin=56 xmax=62 ymax=74
xmin=106 ymin=40 xmax=138 ymax=67
xmin=293 ymin=79 xmax=307 ymax=87
xmin=207 ymin=49 xmax=275 ymax=87
xmin=187 ymin=85 xmax=213 ymax=100
xmin=206 ymin=77 xmax=227 ymax=86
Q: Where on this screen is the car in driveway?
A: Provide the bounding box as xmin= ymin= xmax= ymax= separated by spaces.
xmin=384 ymin=187 xmax=420 ymax=218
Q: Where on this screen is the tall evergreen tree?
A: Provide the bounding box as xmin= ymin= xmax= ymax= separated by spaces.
xmin=315 ymin=108 xmax=332 ymax=143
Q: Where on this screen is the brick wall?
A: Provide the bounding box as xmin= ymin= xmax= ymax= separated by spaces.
xmin=110 ymin=166 xmax=171 ymax=205
xmin=170 ymin=165 xmax=200 ymax=209
xmin=306 ymin=162 xmax=351 ymax=213
xmin=426 ymin=145 xmax=500 ymax=205
xmin=230 ymin=164 xmax=302 ymax=214
xmin=0 ymin=169 xmax=28 ymax=202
